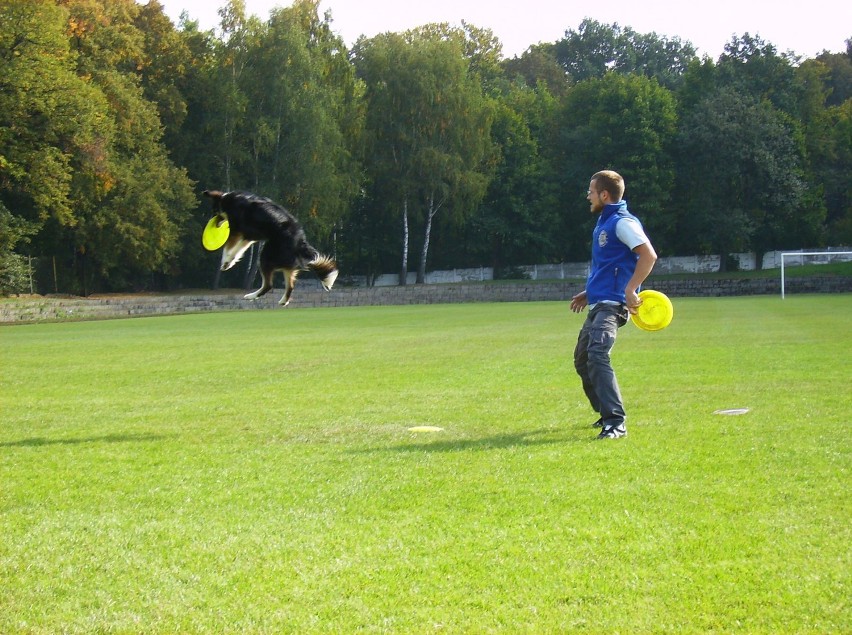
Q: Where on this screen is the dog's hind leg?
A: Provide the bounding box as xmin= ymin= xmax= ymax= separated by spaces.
xmin=279 ymin=269 xmax=299 ymax=306
xmin=244 ymin=266 xmax=274 ymax=301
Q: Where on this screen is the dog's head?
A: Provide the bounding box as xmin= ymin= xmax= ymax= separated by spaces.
xmin=202 ymin=190 xmax=228 ymax=223
xmin=203 ymin=190 xmax=254 ymax=271
xmin=202 ymin=190 xmax=228 ymax=221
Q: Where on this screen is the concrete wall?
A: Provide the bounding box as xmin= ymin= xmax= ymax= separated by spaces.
xmin=2 ymin=276 xmax=850 ymax=324
xmin=345 ymin=248 xmax=852 ymax=287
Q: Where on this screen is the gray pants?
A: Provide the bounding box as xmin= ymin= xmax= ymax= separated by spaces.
xmin=574 ymin=303 xmax=629 ymax=428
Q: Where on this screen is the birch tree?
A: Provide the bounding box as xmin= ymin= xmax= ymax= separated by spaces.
xmin=355 ymin=30 xmax=493 ymax=284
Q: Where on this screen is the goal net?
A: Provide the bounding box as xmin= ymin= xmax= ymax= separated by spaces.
xmin=780 ymin=250 xmax=852 ymax=298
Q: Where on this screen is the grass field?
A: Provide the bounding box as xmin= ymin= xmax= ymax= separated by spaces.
xmin=1 ymin=296 xmax=849 ymax=633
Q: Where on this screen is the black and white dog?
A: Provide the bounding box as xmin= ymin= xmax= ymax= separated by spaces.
xmin=203 ymin=190 xmax=338 ymax=306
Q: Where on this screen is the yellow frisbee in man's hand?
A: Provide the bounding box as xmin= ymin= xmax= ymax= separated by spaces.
xmin=202 ymin=216 xmax=229 ymax=251
xmin=631 ymin=290 xmax=673 ymax=331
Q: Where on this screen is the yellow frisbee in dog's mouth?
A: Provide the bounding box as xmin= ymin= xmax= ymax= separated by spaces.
xmin=202 ymin=216 xmax=230 ymax=251
xmin=631 ymin=290 xmax=674 ymax=331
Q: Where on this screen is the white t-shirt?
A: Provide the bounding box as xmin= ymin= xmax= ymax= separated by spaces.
xmin=615 ymin=217 xmax=649 ymax=250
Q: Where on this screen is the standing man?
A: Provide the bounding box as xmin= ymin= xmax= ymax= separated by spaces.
xmin=570 ymin=170 xmax=657 ymax=439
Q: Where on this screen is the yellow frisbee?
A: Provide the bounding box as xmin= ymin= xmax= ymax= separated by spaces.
xmin=202 ymin=216 xmax=230 ymax=251
xmin=631 ymin=290 xmax=673 ymax=331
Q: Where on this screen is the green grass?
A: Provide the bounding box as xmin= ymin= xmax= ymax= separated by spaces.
xmin=1 ymin=297 xmax=849 ymax=633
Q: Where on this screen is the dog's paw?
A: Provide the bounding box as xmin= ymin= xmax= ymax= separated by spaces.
xmin=243 ymin=292 xmax=260 ymax=301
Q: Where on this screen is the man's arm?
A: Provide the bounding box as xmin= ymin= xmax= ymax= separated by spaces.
xmin=625 ymin=242 xmax=657 ymax=313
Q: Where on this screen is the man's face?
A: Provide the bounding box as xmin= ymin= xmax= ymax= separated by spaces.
xmin=587 ymin=180 xmax=605 ymax=213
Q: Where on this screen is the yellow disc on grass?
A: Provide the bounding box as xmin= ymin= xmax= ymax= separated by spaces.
xmin=202 ymin=216 xmax=230 ymax=251
xmin=631 ymin=289 xmax=674 ymax=331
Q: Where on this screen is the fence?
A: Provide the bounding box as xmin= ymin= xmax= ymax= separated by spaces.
xmin=351 ymin=247 xmax=852 ymax=287
xmin=14 ymin=248 xmax=852 ymax=295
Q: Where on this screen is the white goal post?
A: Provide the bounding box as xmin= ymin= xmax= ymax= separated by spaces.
xmin=781 ymin=250 xmax=852 ymax=299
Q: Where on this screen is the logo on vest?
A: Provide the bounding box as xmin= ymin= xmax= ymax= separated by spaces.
xmin=598 ymin=230 xmax=608 ymax=247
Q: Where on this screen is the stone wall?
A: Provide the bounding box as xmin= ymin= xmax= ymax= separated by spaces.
xmin=1 ymin=276 xmax=850 ymax=324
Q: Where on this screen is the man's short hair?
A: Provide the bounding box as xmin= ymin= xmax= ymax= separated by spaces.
xmin=592 ymin=170 xmax=625 ymax=201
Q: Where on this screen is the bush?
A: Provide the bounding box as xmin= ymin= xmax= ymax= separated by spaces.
xmin=0 ymin=252 xmax=32 ymax=295
xmin=494 ymin=266 xmax=531 ymax=280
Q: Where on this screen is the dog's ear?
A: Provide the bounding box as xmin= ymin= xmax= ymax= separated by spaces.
xmin=203 ymin=190 xmax=225 ymax=214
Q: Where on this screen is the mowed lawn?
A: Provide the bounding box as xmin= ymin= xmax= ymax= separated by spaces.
xmin=0 ymin=295 xmax=849 ymax=633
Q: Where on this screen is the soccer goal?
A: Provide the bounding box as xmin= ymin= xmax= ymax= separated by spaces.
xmin=780 ymin=250 xmax=852 ymax=299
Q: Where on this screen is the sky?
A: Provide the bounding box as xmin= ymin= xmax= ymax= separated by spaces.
xmin=154 ymin=0 xmax=850 ymax=60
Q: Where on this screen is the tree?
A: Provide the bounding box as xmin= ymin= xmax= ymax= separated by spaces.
xmin=798 ymin=45 xmax=852 ymax=244
xmin=0 ymin=0 xmax=88 ymax=230
xmin=716 ymin=33 xmax=799 ymax=114
xmin=354 ymin=31 xmax=494 ymax=284
xmin=823 ymin=100 xmax=852 ymax=242
xmin=352 ymin=32 xmax=418 ymax=284
xmin=147 ymin=12 xmax=224 ymax=289
xmin=551 ymin=73 xmax=678 ymax=260
xmin=160 ymin=11 xmax=218 ymax=179
xmin=209 ymin=0 xmax=256 ymax=192
xmin=0 ymin=0 xmax=123 ymax=293
xmin=240 ymin=0 xmax=362 ymax=238
xmin=406 ymin=34 xmax=493 ymax=284
xmin=61 ymin=0 xmax=196 ymax=292
xmin=676 ymin=89 xmax=814 ymax=269
xmin=553 ymin=19 xmax=696 ymax=88
xmin=0 ymin=201 xmax=36 ymax=294
xmin=815 ymin=39 xmax=852 ymax=107
xmin=134 ymin=0 xmax=194 ymax=147
xmin=677 ymin=56 xmax=718 ymax=114
xmin=502 ymin=43 xmax=569 ymax=96
xmin=408 ymin=20 xmax=504 ymax=90
xmin=173 ymin=0 xmax=363 ymax=291
xmin=469 ymin=81 xmax=560 ymax=270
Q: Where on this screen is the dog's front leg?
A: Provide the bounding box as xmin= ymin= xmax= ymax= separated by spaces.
xmin=244 ymin=269 xmax=273 ymax=301
xmin=244 ymin=286 xmax=270 ymax=301
xmin=221 ymin=239 xmax=255 ymax=271
xmin=279 ymin=269 xmax=298 ymax=306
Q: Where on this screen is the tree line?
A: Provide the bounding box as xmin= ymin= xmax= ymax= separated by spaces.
xmin=1 ymin=0 xmax=850 ymax=294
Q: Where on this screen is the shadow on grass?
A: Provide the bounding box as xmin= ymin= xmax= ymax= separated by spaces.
xmin=356 ymin=427 xmax=582 ymax=454
xmin=0 ymin=433 xmax=172 ymax=448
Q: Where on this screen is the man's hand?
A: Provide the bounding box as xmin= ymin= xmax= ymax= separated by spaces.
xmin=625 ymin=288 xmax=642 ymax=314
xmin=570 ymin=290 xmax=588 ymax=313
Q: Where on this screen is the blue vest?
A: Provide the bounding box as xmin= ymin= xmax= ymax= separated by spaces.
xmin=586 ymin=201 xmax=642 ymax=304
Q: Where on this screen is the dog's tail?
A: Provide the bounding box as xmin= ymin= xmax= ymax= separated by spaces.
xmin=309 ymin=254 xmax=339 ymax=291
